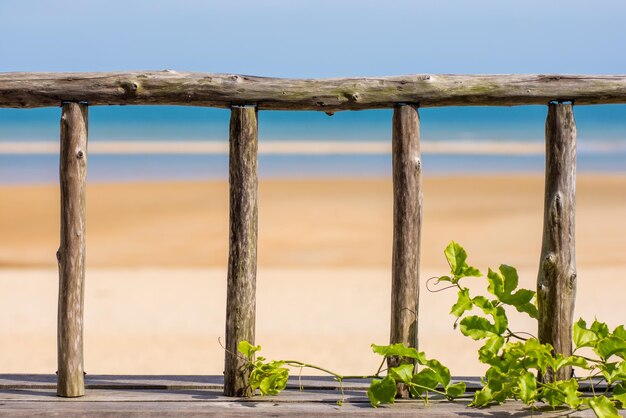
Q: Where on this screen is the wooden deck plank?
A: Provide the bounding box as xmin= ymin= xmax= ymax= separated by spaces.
xmin=0 ymin=375 xmax=616 ymax=417
xmin=0 ymin=374 xmax=482 ymax=391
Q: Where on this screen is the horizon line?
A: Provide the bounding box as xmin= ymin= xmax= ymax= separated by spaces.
xmin=0 ymin=140 xmax=546 ymax=156
xmin=0 ymin=139 xmax=624 ymax=156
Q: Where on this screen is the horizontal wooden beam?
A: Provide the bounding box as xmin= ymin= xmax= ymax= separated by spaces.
xmin=1 ymin=72 xmax=626 ymax=110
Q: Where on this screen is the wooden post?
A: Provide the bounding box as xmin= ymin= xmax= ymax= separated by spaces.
xmin=537 ymin=102 xmax=577 ymax=382
xmin=389 ymin=104 xmax=422 ymax=397
xmin=57 ymin=102 xmax=88 ymax=397
xmin=224 ymin=105 xmax=258 ymax=397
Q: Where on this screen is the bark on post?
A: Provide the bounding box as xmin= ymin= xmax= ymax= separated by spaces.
xmin=224 ymin=105 xmax=258 ymax=397
xmin=3 ymin=72 xmax=626 ymax=109
xmin=57 ymin=102 xmax=88 ymax=397
xmin=537 ymin=102 xmax=577 ymax=382
xmin=389 ymin=104 xmax=422 ymax=397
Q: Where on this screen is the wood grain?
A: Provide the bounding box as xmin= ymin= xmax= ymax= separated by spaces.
xmin=224 ymin=106 xmax=258 ymax=397
xmin=2 ymin=72 xmax=626 ymax=109
xmin=537 ymin=103 xmax=577 ymax=382
xmin=0 ymin=375 xmax=600 ymax=417
xmin=389 ymin=104 xmax=422 ymax=397
xmin=57 ymin=102 xmax=88 ymax=397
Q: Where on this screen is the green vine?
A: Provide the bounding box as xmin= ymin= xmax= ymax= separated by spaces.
xmin=236 ymin=339 xmax=464 ymax=407
xmin=434 ymin=241 xmax=625 ymax=417
xmin=232 ymin=241 xmax=626 ymax=418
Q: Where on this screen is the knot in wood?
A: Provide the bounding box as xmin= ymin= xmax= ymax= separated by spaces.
xmin=76 ymin=150 xmax=84 ymax=159
xmin=121 ymin=80 xmax=140 ymax=95
xmin=568 ymin=273 xmax=577 ymax=289
xmin=551 ymin=193 xmax=562 ymax=221
xmin=350 ymin=93 xmax=360 ymax=102
xmin=542 ymin=253 xmax=557 ymax=276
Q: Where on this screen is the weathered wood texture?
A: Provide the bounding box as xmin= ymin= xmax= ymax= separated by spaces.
xmin=537 ymin=103 xmax=577 ymax=382
xmin=0 ymin=375 xmax=603 ymax=417
xmin=2 ymin=72 xmax=626 ymax=110
xmin=389 ymin=104 xmax=422 ymax=397
xmin=57 ymin=102 xmax=88 ymax=397
xmin=224 ymin=106 xmax=258 ymax=397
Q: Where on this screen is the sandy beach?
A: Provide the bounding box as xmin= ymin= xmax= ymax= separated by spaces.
xmin=1 ymin=174 xmax=626 ymax=377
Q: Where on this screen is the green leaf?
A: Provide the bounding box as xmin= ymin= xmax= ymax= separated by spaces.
xmin=443 ymin=241 xmax=481 ymax=279
xmin=371 ymin=343 xmax=425 ymax=363
xmin=589 ymin=395 xmax=620 ymax=418
xmin=258 ymin=371 xmax=288 ymax=396
xmin=437 ymin=275 xmax=453 ymax=283
xmin=596 ymin=337 xmax=626 ymax=361
xmin=613 ymin=325 xmax=626 ymax=341
xmin=487 ymin=265 xmax=537 ymax=318
xmin=389 ymin=363 xmax=414 ymax=384
xmin=592 ymin=320 xmax=610 ymax=339
xmin=481 ymin=335 xmax=505 ymax=355
xmin=556 ymin=378 xmax=582 ymax=409
xmin=472 ymin=386 xmax=494 ymax=407
xmin=612 ymin=361 xmax=626 ymax=381
xmin=238 ymin=340 xmax=261 ymax=361
xmin=527 ymin=341 xmax=554 ymax=373
xmin=480 ymin=369 xmax=510 ymax=404
xmin=445 ymin=241 xmax=468 ymax=276
xmin=460 ymin=315 xmax=497 ymax=340
xmin=472 ymin=296 xmax=496 ymax=314
xmin=493 ymin=306 xmax=509 ymax=335
xmin=465 ymin=297 xmax=508 ymax=336
xmin=504 ymin=288 xmax=534 ymax=306
xmin=451 ymin=288 xmax=473 ymax=317
xmin=544 ymin=352 xmax=590 ymax=374
xmin=259 ymin=376 xmax=271 ymax=394
xmin=250 ymin=360 xmax=289 ymax=396
xmin=613 ymin=383 xmax=626 ymax=407
xmin=471 ymin=373 xmax=509 ymax=407
xmin=425 ymin=358 xmax=451 ymax=387
xmin=478 ymin=336 xmax=505 ymax=365
xmin=518 ymin=371 xmax=537 ymax=405
xmin=463 ymin=266 xmax=482 ymax=277
xmin=486 ymin=267 xmax=504 ymax=296
xmin=271 ymin=370 xmax=289 ymax=394
xmin=542 ymin=385 xmax=565 ymax=407
xmin=517 ymin=300 xmax=539 ymax=320
xmin=367 ymin=376 xmax=397 ymax=407
xmin=487 ymin=269 xmax=504 ymax=297
xmin=599 ymin=361 xmax=626 ymax=384
xmin=445 ymin=382 xmax=466 ymax=398
xmin=499 ymin=264 xmax=519 ymax=295
xmin=410 ymin=369 xmax=439 ymax=397
xmin=574 ymin=318 xmax=600 ymax=349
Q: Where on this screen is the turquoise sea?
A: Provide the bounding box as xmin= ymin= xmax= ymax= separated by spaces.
xmin=1 ymin=105 xmax=625 ymax=184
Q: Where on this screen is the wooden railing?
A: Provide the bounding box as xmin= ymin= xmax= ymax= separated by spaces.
xmin=1 ymin=72 xmax=626 ymax=397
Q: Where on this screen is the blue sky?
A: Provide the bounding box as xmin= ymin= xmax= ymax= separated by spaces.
xmin=1 ymin=0 xmax=625 ymax=76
